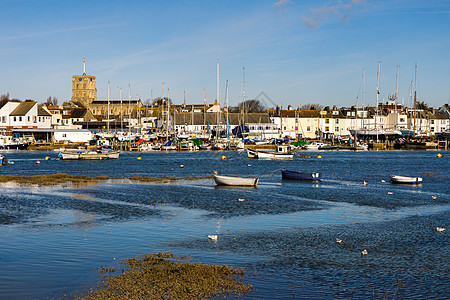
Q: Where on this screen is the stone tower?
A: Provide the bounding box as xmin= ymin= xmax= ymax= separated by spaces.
xmin=71 ymin=58 xmax=97 ymax=107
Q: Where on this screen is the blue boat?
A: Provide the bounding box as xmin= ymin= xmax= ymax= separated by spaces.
xmin=281 ymin=169 xmax=321 ymax=181
xmin=0 ymin=154 xmax=8 ymax=165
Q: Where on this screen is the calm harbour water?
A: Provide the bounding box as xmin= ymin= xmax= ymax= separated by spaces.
xmin=0 ymin=149 xmax=449 ymax=299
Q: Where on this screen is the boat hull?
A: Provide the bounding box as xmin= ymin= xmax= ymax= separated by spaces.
xmin=246 ymin=148 xmax=258 ymax=158
xmin=281 ymin=169 xmax=321 ymax=181
xmin=257 ymin=150 xmax=293 ymax=159
xmin=0 ymin=142 xmax=30 ymax=150
xmin=213 ymin=175 xmax=258 ymax=186
xmin=59 ymin=150 xmax=120 ymax=160
xmin=391 ymin=175 xmax=422 ymax=184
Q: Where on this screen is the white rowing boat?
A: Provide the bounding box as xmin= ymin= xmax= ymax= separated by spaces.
xmin=213 ymin=175 xmax=259 ymax=186
xmin=59 ymin=150 xmax=120 ymax=160
xmin=390 ymin=175 xmax=422 ymax=184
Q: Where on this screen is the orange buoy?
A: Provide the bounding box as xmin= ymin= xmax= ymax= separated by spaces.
xmin=36 ymin=160 xmax=41 ymax=164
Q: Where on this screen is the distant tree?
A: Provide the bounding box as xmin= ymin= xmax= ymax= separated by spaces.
xmin=300 ymin=103 xmax=323 ymax=110
xmin=235 ymin=99 xmax=267 ymax=113
xmin=45 ymin=96 xmax=58 ymax=106
xmin=151 ymin=97 xmax=172 ymax=106
xmin=416 ymin=101 xmax=428 ymax=110
xmin=0 ymin=93 xmax=10 ymax=102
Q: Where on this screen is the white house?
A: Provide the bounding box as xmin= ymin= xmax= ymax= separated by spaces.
xmin=8 ymin=100 xmax=51 ymax=129
xmin=0 ymin=100 xmax=21 ymax=129
xmin=53 ymin=129 xmax=93 ymax=143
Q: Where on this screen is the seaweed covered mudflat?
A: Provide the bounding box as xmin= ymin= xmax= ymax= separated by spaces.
xmin=76 ymin=252 xmax=252 ymax=300
xmin=0 ymin=173 xmax=213 ymax=186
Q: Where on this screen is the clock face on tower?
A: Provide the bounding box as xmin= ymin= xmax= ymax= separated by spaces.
xmin=79 ymin=78 xmax=82 ymax=81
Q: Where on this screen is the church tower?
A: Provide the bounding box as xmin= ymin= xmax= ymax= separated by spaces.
xmin=71 ymin=58 xmax=97 ymax=107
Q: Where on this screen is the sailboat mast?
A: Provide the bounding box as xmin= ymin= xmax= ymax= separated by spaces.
xmin=120 ymin=88 xmax=123 ymax=131
xmin=203 ymin=89 xmax=206 ymax=139
xmin=376 ymin=61 xmax=381 ymax=142
xmin=128 ymin=84 xmax=131 ymax=135
xmin=167 ymin=88 xmax=170 ymax=139
xmin=362 ymin=68 xmax=365 ymax=130
xmin=409 ymin=80 xmax=413 ymax=132
xmin=413 ymin=64 xmax=417 ymax=136
xmin=242 ymin=67 xmax=245 ymax=126
xmin=216 ymin=59 xmax=220 ymax=137
xmin=107 ymin=81 xmax=110 ymax=132
xmin=226 ymin=80 xmax=229 ymax=139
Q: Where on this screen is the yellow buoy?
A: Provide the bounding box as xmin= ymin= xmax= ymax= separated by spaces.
xmin=180 ymin=164 xmax=184 ymax=168
xmin=437 ymin=153 xmax=442 ymax=158
xmin=137 ymin=157 xmax=141 ymax=160
xmin=317 ymin=155 xmax=322 ymax=159
xmin=221 ymin=155 xmax=227 ymax=159
xmin=45 ymin=156 xmax=50 ymax=160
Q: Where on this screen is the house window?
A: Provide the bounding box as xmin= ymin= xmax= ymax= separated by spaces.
xmin=2 ymin=116 xmax=5 ymax=123
xmin=33 ymin=116 xmax=37 ymax=123
xmin=14 ymin=117 xmax=16 ymax=121
xmin=325 ymin=119 xmax=330 ymax=124
xmin=307 ymin=126 xmax=311 ymax=132
xmin=19 ymin=116 xmax=22 ymax=121
xmin=431 ymin=120 xmax=434 ymax=124
xmin=63 ymin=134 xmax=67 ymax=138
xmin=431 ymin=127 xmax=435 ymax=131
xmin=325 ymin=126 xmax=329 ymax=132
xmin=336 ymin=119 xmax=339 ymax=124
xmin=335 ymin=127 xmax=339 ymax=131
xmin=400 ymin=118 xmax=405 ymax=122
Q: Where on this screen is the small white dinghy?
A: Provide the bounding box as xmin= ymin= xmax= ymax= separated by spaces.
xmin=391 ymin=175 xmax=422 ymax=184
xmin=213 ymin=175 xmax=259 ymax=187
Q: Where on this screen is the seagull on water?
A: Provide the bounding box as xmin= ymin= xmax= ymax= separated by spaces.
xmin=361 ymin=249 xmax=368 ymax=256
xmin=363 ymin=181 xmax=368 ymax=185
xmin=436 ymin=227 xmax=446 ymax=232
xmin=387 ymin=192 xmax=393 ymax=195
xmin=208 ymin=234 xmax=218 ymax=240
xmin=335 ymin=238 xmax=343 ymax=244
xmin=432 ymin=196 xmax=437 ymax=200
xmin=381 ymin=180 xmax=386 ymax=183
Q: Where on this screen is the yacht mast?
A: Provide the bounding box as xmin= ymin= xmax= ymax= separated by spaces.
xmin=413 ymin=64 xmax=417 ymax=136
xmin=107 ymin=81 xmax=110 ymax=132
xmin=362 ymin=68 xmax=365 ymax=130
xmin=203 ymin=89 xmax=206 ymax=139
xmin=376 ymin=61 xmax=381 ymax=142
xmin=161 ymin=83 xmax=165 ymax=136
xmin=226 ymin=80 xmax=229 ymax=139
xmin=128 ymin=84 xmax=131 ymax=136
xmin=120 ymin=88 xmax=123 ymax=131
xmin=167 ymin=88 xmax=170 ymax=139
xmin=242 ymin=67 xmax=245 ymax=126
xmin=216 ymin=59 xmax=220 ymax=138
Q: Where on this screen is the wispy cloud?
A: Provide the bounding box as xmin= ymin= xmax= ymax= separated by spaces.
xmin=273 ymin=0 xmax=292 ymax=18
xmin=0 ymin=23 xmax=119 ymax=42
xmin=302 ymin=0 xmax=368 ymax=30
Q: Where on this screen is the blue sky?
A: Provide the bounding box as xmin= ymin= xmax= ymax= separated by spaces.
xmin=1 ymin=0 xmax=450 ymax=109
